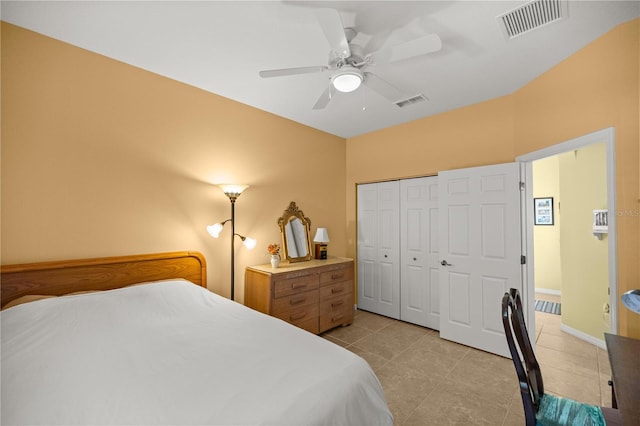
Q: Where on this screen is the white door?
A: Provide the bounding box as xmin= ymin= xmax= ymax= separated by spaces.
xmin=357 ymin=181 xmax=400 ymax=318
xmin=438 ymin=163 xmax=522 ymax=357
xmin=400 ymin=177 xmax=440 ymax=328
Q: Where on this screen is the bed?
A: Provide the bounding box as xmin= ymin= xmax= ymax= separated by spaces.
xmin=1 ymin=251 xmax=393 ymax=425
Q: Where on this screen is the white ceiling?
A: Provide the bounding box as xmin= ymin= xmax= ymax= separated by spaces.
xmin=2 ymin=1 xmax=638 ymax=138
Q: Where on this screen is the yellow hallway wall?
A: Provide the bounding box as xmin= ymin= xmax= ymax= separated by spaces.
xmin=1 ymin=22 xmax=347 ymax=302
xmin=346 ymin=19 xmax=639 ymax=338
xmin=532 ymin=156 xmax=562 ymax=294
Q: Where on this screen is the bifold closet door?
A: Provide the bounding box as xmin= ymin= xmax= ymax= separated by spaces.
xmin=400 ymin=177 xmax=440 ymax=329
xmin=357 ymin=181 xmax=400 ymax=319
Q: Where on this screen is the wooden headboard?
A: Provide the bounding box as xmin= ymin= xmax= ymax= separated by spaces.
xmin=1 ymin=251 xmax=206 ymax=308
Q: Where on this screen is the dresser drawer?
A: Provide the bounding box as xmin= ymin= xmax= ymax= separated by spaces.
xmin=319 ymin=293 xmax=354 ymax=333
xmin=319 ymin=280 xmax=352 ymax=299
xmin=273 ymin=304 xmax=319 ymax=332
xmin=274 ymin=274 xmax=319 ymax=298
xmin=272 ymin=289 xmax=319 ymax=314
xmin=319 ymin=266 xmax=353 ymax=286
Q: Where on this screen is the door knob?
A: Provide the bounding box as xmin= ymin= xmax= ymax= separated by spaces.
xmin=441 ymin=260 xmax=452 ymax=266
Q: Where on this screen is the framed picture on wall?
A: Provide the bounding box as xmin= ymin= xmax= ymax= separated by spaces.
xmin=593 ymin=209 xmax=608 ymax=233
xmin=534 ymin=197 xmax=554 ymax=225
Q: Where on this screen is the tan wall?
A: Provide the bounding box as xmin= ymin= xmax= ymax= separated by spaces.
xmin=347 ymin=19 xmax=640 ymax=337
xmin=1 ymin=22 xmax=347 ymax=303
xmin=2 ymin=18 xmax=639 ymax=337
xmin=532 ymin=156 xmax=562 ymax=293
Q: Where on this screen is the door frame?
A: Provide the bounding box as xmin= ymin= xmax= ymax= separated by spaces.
xmin=516 ymin=127 xmax=618 ymax=337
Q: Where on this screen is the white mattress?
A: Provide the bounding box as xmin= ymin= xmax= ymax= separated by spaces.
xmin=1 ymin=280 xmax=393 ymax=425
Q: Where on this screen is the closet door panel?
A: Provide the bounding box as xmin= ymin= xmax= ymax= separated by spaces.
xmin=357 ymin=181 xmax=399 ymax=319
xmin=400 ymin=177 xmax=439 ymax=328
xmin=376 ymin=181 xmax=400 ymax=318
xmin=357 ymin=184 xmax=379 ymax=312
xmin=426 ymin=181 xmax=440 ymax=329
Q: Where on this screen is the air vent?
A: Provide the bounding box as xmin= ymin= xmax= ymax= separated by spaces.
xmin=394 ymin=94 xmax=427 ymax=108
xmin=497 ymin=0 xmax=567 ymax=40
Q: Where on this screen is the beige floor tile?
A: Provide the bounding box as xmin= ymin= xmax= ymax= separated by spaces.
xmin=387 ymin=334 xmax=465 ymax=380
xmin=346 ymin=344 xmax=391 ymax=372
xmin=536 ymin=293 xmax=561 ymax=303
xmin=535 ymin=345 xmax=599 ymax=377
xmin=374 ymin=363 xmax=443 ymax=425
xmin=353 ymin=309 xmax=398 ymax=331
xmin=542 ymin=363 xmax=602 ymax=405
xmin=342 ymin=303 xmax=605 ymax=425
xmin=536 ymin=330 xmax=599 ymax=360
xmin=321 ymin=322 xmax=373 ymax=345
xmin=597 ymin=346 xmax=612 ymax=375
xmin=503 ymin=392 xmax=527 ymax=426
xmin=403 ymin=380 xmax=509 ymax=426
xmin=353 ymin=320 xmax=430 ymax=361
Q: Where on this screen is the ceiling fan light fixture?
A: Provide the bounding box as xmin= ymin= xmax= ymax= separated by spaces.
xmin=331 ymin=66 xmax=363 ymax=93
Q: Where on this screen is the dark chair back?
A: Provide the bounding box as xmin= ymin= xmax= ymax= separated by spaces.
xmin=501 ymin=288 xmax=544 ymax=426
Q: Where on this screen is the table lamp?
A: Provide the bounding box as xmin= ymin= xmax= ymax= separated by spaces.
xmin=621 ymin=289 xmax=640 ymax=314
xmin=313 ymin=227 xmax=330 ymax=259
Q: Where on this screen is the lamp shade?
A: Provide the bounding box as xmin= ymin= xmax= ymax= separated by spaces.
xmin=217 ymin=184 xmax=249 ymax=199
xmin=206 ymin=223 xmax=224 ymax=238
xmin=242 ymin=237 xmax=257 ymax=250
xmin=621 ymin=289 xmax=640 ymax=314
xmin=313 ymin=227 xmax=330 ymax=243
xmin=331 ymin=66 xmax=363 ymax=93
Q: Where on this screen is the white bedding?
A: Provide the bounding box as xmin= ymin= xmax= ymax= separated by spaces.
xmin=1 ymin=280 xmax=393 ymax=425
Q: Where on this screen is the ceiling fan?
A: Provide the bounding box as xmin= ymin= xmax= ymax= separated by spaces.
xmin=258 ymin=8 xmax=442 ymax=110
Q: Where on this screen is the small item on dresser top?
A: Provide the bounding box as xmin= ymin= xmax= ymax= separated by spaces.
xmin=267 ymin=243 xmax=281 ymax=268
xmin=313 ymin=227 xmax=330 ymax=259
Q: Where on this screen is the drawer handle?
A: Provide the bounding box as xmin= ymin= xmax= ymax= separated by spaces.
xmin=331 ymin=273 xmax=344 ymax=280
xmin=290 ymin=312 xmax=307 ymax=321
xmin=331 ymin=314 xmax=344 ymax=323
xmin=289 ymin=297 xmax=306 ymax=305
xmin=331 ymin=300 xmax=344 ymax=308
xmin=291 ymin=283 xmax=308 ymax=290
xmin=331 ymin=287 xmax=343 ymax=294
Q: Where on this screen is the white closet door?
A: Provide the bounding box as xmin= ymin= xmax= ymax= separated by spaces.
xmin=400 ymin=177 xmax=440 ymax=328
xmin=357 ymin=181 xmax=400 ymax=319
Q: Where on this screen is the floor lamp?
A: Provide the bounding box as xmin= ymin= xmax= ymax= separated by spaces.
xmin=206 ymin=184 xmax=256 ymax=300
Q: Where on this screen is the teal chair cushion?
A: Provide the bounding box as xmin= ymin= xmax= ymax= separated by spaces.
xmin=536 ymin=394 xmax=605 ymax=426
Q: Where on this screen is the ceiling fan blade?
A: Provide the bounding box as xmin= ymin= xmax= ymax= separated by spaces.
xmin=367 ymin=33 xmax=442 ymax=64
xmin=312 ymin=85 xmax=335 ymax=110
xmin=314 ymin=8 xmax=351 ymax=59
xmin=259 ymin=66 xmax=328 ymax=78
xmin=363 ymin=72 xmax=407 ymax=103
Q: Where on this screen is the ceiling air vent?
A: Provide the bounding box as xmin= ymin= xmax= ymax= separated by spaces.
xmin=497 ymin=0 xmax=567 ymax=40
xmin=394 ymin=94 xmax=427 ymax=108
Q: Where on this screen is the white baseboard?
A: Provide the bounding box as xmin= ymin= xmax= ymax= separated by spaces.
xmin=535 ymin=288 xmax=561 ymax=296
xmin=559 ymin=323 xmax=606 ymax=350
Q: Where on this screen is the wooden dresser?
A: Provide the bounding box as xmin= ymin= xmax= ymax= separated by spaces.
xmin=244 ymin=257 xmax=354 ymax=334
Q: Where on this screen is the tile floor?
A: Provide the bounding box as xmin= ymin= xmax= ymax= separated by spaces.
xmin=322 ymin=293 xmax=613 ymax=425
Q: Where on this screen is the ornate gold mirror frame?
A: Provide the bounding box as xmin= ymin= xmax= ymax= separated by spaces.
xmin=278 ymin=201 xmax=313 ymax=263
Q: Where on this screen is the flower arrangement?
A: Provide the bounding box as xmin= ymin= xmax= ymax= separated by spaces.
xmin=267 ymin=243 xmax=280 ymax=256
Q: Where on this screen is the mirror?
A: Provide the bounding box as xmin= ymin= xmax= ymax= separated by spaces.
xmin=278 ymin=201 xmax=313 ymax=263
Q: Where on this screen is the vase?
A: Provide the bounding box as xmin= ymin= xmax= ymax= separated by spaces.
xmin=270 ymin=255 xmax=280 ymax=268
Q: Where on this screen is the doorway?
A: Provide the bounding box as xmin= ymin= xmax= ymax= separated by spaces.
xmin=517 ymin=128 xmax=618 ymax=347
